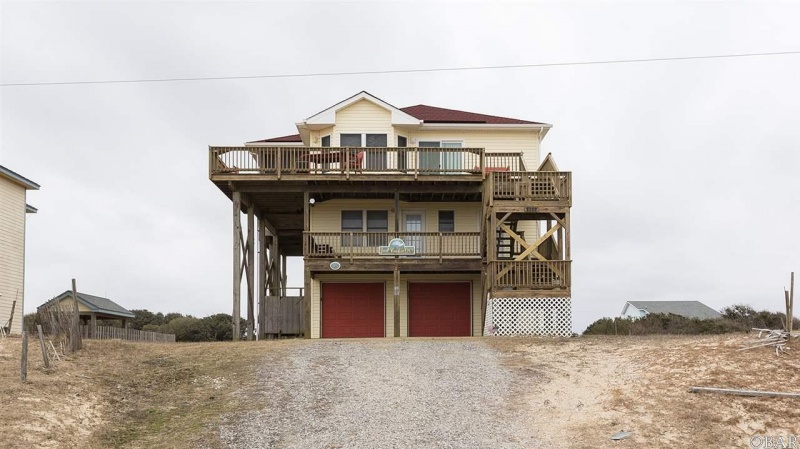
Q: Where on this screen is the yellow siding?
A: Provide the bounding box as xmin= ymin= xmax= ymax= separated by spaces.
xmin=397 ymin=128 xmax=541 ymax=171
xmin=515 ymin=220 xmax=540 ymax=248
xmin=310 ymin=126 xmax=335 ymax=147
xmin=53 ymin=297 xmax=92 ymax=313
xmin=332 ymin=99 xmax=394 ymax=146
xmin=310 ymin=199 xmax=480 ymax=233
xmin=312 ymin=273 xmax=483 ymax=338
xmin=0 ymin=177 xmax=27 ymax=335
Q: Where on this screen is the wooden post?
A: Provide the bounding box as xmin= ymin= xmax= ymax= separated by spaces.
xmin=480 ymin=272 xmax=487 ymax=336
xmin=281 ymin=254 xmax=288 ymax=294
xmin=786 ymin=272 xmax=795 ymax=335
xmin=71 ymin=279 xmax=82 ymax=352
xmin=393 ymin=263 xmax=400 ymax=337
xmin=246 ymin=203 xmax=255 ymax=340
xmin=232 ymin=191 xmax=242 ymax=341
xmin=90 ymin=313 xmax=97 ymax=339
xmin=6 ymin=299 xmax=16 ymax=333
xmin=273 ymin=237 xmax=281 ymax=296
xmin=20 ymin=331 xmax=28 ymax=382
xmin=258 ymin=215 xmax=267 ymax=339
xmin=37 ymin=325 xmax=49 ymax=369
xmin=394 ymin=191 xmax=400 ymax=235
xmin=564 ymin=211 xmax=571 ymax=261
xmin=303 ymin=191 xmax=311 ymax=339
xmin=303 ymin=268 xmax=311 ymax=338
xmin=791 ymin=272 xmax=795 ymax=335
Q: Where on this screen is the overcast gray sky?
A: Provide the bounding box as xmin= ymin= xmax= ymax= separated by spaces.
xmin=2 ymin=1 xmax=799 ymax=333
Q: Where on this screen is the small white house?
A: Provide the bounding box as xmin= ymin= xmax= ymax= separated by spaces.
xmin=621 ymin=301 xmax=722 ymax=320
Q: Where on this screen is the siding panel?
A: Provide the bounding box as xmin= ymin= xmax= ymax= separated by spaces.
xmin=0 ymin=178 xmax=27 ymax=335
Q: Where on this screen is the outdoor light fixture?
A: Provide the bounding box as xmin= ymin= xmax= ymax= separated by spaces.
xmin=309 ymin=198 xmax=316 ymax=205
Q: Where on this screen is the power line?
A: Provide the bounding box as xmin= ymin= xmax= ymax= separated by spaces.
xmin=2 ymin=50 xmax=799 ymax=87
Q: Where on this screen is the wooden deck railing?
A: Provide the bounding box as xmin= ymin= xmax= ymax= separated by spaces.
xmin=304 ymin=232 xmax=481 ymax=260
xmin=80 ymin=325 xmax=176 ymax=343
xmin=489 ymin=260 xmax=571 ymax=290
xmin=484 ymin=152 xmax=527 ymax=172
xmin=492 ymin=171 xmax=572 ymax=202
xmin=209 ymin=146 xmax=492 ymax=177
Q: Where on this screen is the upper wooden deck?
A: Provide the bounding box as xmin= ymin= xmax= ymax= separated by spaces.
xmin=209 ymin=146 xmax=525 ymax=180
xmin=209 ymin=146 xmax=571 ymax=203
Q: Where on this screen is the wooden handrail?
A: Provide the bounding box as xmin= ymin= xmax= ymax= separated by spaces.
xmin=491 ymin=171 xmax=572 ymax=202
xmin=304 ymin=231 xmax=481 ymax=258
xmin=489 ymin=260 xmax=571 ymax=290
xmin=210 ymin=146 xmax=490 ymax=176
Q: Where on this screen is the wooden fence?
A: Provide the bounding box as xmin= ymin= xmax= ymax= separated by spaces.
xmin=80 ymin=325 xmax=176 ymax=343
xmin=263 ymin=296 xmax=304 ymax=336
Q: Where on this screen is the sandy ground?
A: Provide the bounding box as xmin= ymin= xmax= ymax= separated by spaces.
xmin=488 ymin=334 xmax=800 ymax=448
xmin=0 ymin=335 xmax=105 ymax=448
xmin=2 ymin=334 xmax=799 ymax=448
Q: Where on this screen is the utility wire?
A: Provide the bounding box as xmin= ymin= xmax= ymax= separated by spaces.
xmin=2 ymin=50 xmax=799 ymax=87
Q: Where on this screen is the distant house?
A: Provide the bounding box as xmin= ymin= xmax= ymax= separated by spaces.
xmin=38 ymin=291 xmax=136 ymax=330
xmin=0 ymin=165 xmax=39 ymax=335
xmin=621 ymin=301 xmax=722 ymax=320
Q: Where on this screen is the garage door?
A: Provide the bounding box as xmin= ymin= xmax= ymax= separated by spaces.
xmin=321 ymin=282 xmax=385 ymax=338
xmin=408 ymin=282 xmax=471 ymax=337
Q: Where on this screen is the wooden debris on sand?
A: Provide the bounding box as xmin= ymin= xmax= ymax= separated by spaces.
xmin=740 ymin=328 xmax=799 ymax=355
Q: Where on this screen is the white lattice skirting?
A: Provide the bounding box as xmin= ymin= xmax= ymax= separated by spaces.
xmin=485 ymin=297 xmax=572 ymax=337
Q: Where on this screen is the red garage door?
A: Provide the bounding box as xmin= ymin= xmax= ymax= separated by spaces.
xmin=321 ymin=283 xmax=385 ymax=338
xmin=408 ymin=282 xmax=471 ymax=337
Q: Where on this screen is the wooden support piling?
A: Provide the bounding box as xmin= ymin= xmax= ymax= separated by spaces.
xmin=393 ymin=263 xmax=400 ymax=337
xmin=258 ymin=214 xmax=267 ymax=339
xmin=232 ymin=191 xmax=242 ymax=341
xmin=303 ymin=191 xmax=311 ymax=339
xmin=246 ymin=202 xmax=255 ymax=340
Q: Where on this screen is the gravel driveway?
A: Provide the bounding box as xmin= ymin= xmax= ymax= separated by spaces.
xmin=219 ymin=339 xmax=543 ymax=448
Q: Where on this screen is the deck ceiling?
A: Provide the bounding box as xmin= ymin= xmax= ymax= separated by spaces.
xmin=213 ymin=179 xmax=484 ymax=257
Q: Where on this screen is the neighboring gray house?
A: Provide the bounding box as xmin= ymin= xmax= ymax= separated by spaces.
xmin=39 ymin=291 xmax=136 ymax=329
xmin=621 ymin=301 xmax=722 ymax=320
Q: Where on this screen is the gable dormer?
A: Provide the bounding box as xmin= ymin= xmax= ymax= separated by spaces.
xmin=296 ymin=91 xmax=420 ymax=146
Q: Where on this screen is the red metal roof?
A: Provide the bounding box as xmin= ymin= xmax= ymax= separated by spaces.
xmin=252 ymin=102 xmax=544 ymax=142
xmin=248 ymin=134 xmax=302 ymax=143
xmin=400 ymin=104 xmax=543 ymax=125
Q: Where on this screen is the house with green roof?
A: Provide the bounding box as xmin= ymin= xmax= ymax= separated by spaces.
xmin=38 ymin=291 xmax=136 ymax=333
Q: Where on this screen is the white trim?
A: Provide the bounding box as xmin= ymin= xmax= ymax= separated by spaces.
xmin=303 ymin=91 xmax=420 ymax=127
xmin=420 ymin=123 xmax=552 ymax=131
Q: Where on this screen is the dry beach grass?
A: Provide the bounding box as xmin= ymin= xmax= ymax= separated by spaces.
xmin=1 ymin=334 xmax=798 ymax=448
